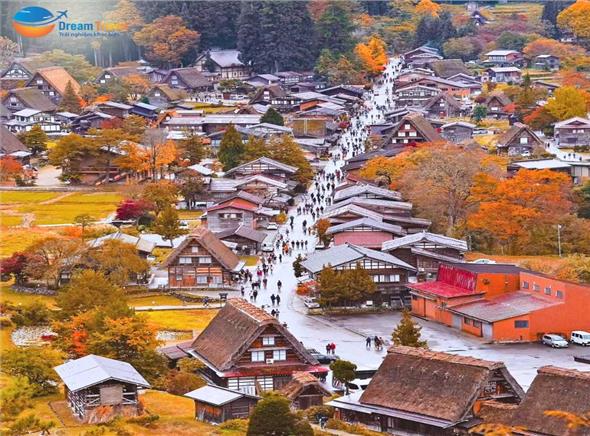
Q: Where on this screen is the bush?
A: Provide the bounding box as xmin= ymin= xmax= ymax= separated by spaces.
xmin=156 ymin=369 xmax=205 ymax=395
xmin=0 ymin=317 xmax=13 ymax=329
xmin=219 ymin=419 xmax=249 ymax=432
xmin=126 ymin=414 xmax=159 ymax=427
xmin=275 ymin=212 xmax=288 ymax=224
xmin=11 ymin=301 xmax=52 ymax=327
xmin=305 ymin=405 xmax=334 ymax=422
xmin=327 ymin=419 xmax=383 ymax=436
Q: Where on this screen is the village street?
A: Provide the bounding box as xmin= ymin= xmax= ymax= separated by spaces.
xmin=243 ymin=57 xmax=590 ymax=390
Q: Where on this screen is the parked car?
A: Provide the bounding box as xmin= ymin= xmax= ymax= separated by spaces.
xmin=307 ymin=348 xmax=339 ymax=364
xmin=542 ymin=334 xmax=569 ymax=348
xmin=303 ymin=296 xmax=320 ymax=309
xmin=266 ymin=223 xmax=278 ymax=230
xmin=346 ymin=378 xmax=372 ymax=392
xmin=571 ymin=330 xmax=590 ymax=346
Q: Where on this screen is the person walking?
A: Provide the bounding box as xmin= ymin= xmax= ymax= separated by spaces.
xmin=365 ymin=336 xmax=372 ymax=349
xmin=270 ymin=294 xmax=276 ymax=306
xmin=277 ymin=280 xmax=282 ymax=292
xmin=253 ymin=289 xmax=258 ymax=301
xmin=276 ymin=294 xmax=281 ymax=305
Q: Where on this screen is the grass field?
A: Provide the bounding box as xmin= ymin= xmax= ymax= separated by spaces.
xmin=0 ymin=227 xmax=60 ymax=257
xmin=128 ymin=295 xmax=186 ymax=307
xmin=0 ymin=281 xmax=57 ymax=308
xmin=0 ymin=191 xmax=61 ymax=204
xmin=141 ymin=309 xmax=218 ymax=332
xmin=0 ymin=215 xmax=24 ymax=227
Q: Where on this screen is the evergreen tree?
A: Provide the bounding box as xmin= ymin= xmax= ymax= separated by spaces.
xmin=414 ymin=11 xmax=456 ymax=49
xmin=260 ymin=107 xmax=284 ymax=126
xmin=247 ymin=392 xmax=296 ymax=436
xmin=17 ymin=125 xmax=48 ymax=155
xmin=59 ymin=81 xmax=81 ymax=113
xmin=237 ymin=1 xmax=265 ymax=72
xmin=542 ymin=0 xmax=572 ymax=38
xmin=293 ymin=254 xmax=304 ymax=278
xmin=316 ymin=1 xmax=355 ymax=55
xmin=330 ymin=359 xmax=357 ymax=394
xmin=218 ymin=124 xmax=245 ymax=170
xmin=153 ymin=206 xmax=186 ymax=247
xmin=181 ymin=131 xmax=208 ymax=164
xmin=472 ymin=105 xmax=488 ymax=123
xmin=392 ymin=310 xmax=427 ymax=348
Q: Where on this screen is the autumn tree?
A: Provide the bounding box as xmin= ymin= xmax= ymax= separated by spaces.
xmin=355 ymin=35 xmax=388 ymax=75
xmin=115 ymin=198 xmax=152 ymax=221
xmin=121 ymin=115 xmax=147 ymax=137
xmin=180 ymin=131 xmax=208 ymax=164
xmin=218 ymin=124 xmax=245 ymax=170
xmin=49 ymin=134 xmax=97 ymax=183
xmin=268 ymin=135 xmax=314 ymax=184
xmin=260 ymin=107 xmax=285 ymax=126
xmin=0 ymin=252 xmax=29 ymax=285
xmin=1 ymin=347 xmax=64 ymax=396
xmin=178 ymin=170 xmax=205 ymax=210
xmin=317 ymin=266 xmax=342 ymax=307
xmin=544 ymin=86 xmax=590 ymax=120
xmin=133 ymin=15 xmax=200 ymax=67
xmin=0 ymin=157 xmax=23 ymax=183
xmin=0 ymin=36 xmax=18 ymax=70
xmin=141 ymin=180 xmax=179 ymax=216
xmin=36 ymin=49 xmax=100 ymax=83
xmin=153 ymin=206 xmax=186 ymax=247
xmin=392 ymin=310 xmax=427 ymax=348
xmin=293 ymin=254 xmax=304 ymax=278
xmin=557 ymin=0 xmax=590 ymax=41
xmin=415 ymin=0 xmax=441 ymax=17
xmin=73 ymin=214 xmax=93 ymax=238
xmin=242 ymin=135 xmax=269 ymax=163
xmin=315 ymin=218 xmax=332 ymax=246
xmin=23 ymin=236 xmax=86 ymax=288
xmin=87 ymin=240 xmax=150 ymax=286
xmin=59 ymin=81 xmax=81 ymax=113
xmin=88 ymin=127 xmax=130 ymax=182
xmin=17 ymin=125 xmax=48 ymax=155
xmin=443 ymin=36 xmax=482 ymax=62
xmin=0 ymin=377 xmax=33 ymax=421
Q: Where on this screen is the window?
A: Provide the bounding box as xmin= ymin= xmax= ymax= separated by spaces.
xmin=389 ymin=274 xmax=400 ymax=282
xmin=200 ymin=256 xmax=212 ymax=264
xmin=36 ymin=79 xmax=43 ymax=85
xmin=409 ymin=131 xmax=417 ymax=137
xmin=49 ymin=91 xmax=54 ymax=96
xmin=191 ymin=246 xmax=199 ymax=253
xmin=179 ymin=257 xmax=191 ymax=265
xmin=522 ymin=281 xmax=529 ymax=289
xmin=251 ymin=351 xmax=265 ymax=362
xmin=464 ymin=318 xmax=472 ymax=325
xmin=398 ymin=132 xmax=406 ymax=137
xmin=545 ymin=287 xmax=551 ymax=296
xmin=197 ymin=276 xmax=208 ymax=284
xmin=514 ymin=320 xmax=529 ymax=328
xmin=262 ymin=336 xmax=275 ymax=346
xmin=273 ymin=350 xmax=286 ymax=361
xmin=520 ymin=137 xmax=528 ymax=144
xmin=533 ymin=284 xmax=540 ymax=291
xmin=556 ymin=290 xmax=564 ymax=299
xmin=473 ymin=320 xmax=482 ymax=328
xmin=105 ymin=74 xmax=111 ymax=79
xmin=404 ymin=123 xmax=411 ymax=130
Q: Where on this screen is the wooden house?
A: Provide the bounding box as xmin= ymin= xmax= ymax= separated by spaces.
xmin=0 ymin=126 xmax=30 ymax=161
xmin=301 ymin=243 xmax=417 ymax=304
xmin=402 ymin=46 xmax=441 ymax=65
xmin=147 ymin=84 xmax=187 ymax=108
xmin=483 ymin=50 xmax=523 ymax=67
xmin=553 ymin=116 xmax=590 ymax=148
xmin=532 ymin=80 xmax=559 ymax=96
xmin=382 ymin=231 xmax=467 ymax=281
xmin=422 ymin=92 xmax=464 ymax=118
xmin=206 ymin=198 xmax=263 ymax=232
xmin=408 ymin=76 xmax=481 ymax=98
xmin=163 ymin=227 xmax=244 ymax=289
xmin=483 ymin=92 xmax=512 ymax=119
xmin=326 ymin=218 xmax=406 ymax=249
xmin=393 ymin=84 xmax=440 ymax=108
xmin=160 ymin=67 xmax=214 ymax=93
xmin=54 ymin=355 xmax=150 ymax=423
xmin=224 ymin=157 xmax=297 ymax=182
xmin=248 ymin=85 xmax=299 ymax=112
xmin=95 ymin=101 xmax=132 ymax=119
xmin=185 ymin=384 xmax=259 ymax=424
xmin=496 ymin=122 xmax=543 ymax=156
xmin=280 ymin=371 xmax=331 ymax=410
xmin=4 ymin=108 xmax=62 ymax=134
xmin=25 ymin=67 xmax=81 ymax=105
xmin=328 ymin=346 xmax=524 ymax=435
xmin=71 ymin=111 xmax=116 ymax=134
xmin=483 ymin=67 xmax=522 ymax=84
xmin=189 ymin=298 xmax=327 ymax=393
xmin=214 ymin=225 xmax=267 ymax=255
xmin=441 ymin=121 xmax=475 ymax=143
xmin=96 ymin=64 xmax=147 ymax=85
xmin=2 ymin=87 xmax=57 ymax=113
xmin=129 ymin=102 xmax=159 ymax=120
xmin=426 ymin=59 xmax=470 ymax=79
xmin=532 ymin=54 xmax=560 ymax=71
xmin=333 ymin=183 xmax=403 ymax=204
xmin=385 ymin=113 xmax=443 ymax=146
xmin=0 ymin=56 xmax=56 ymax=89
xmin=194 ymin=49 xmax=249 ymax=80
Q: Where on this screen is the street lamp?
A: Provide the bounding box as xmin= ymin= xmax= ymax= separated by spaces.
xmin=556 ymin=224 xmax=563 ymax=257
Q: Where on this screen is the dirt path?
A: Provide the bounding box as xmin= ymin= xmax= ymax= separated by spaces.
xmin=21 ymin=213 xmax=35 ymax=228
xmin=39 ymin=192 xmax=73 ymax=205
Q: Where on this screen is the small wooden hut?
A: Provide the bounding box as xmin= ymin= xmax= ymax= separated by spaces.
xmin=280 ymin=371 xmax=331 ymax=409
xmin=185 ymin=384 xmax=259 ymax=424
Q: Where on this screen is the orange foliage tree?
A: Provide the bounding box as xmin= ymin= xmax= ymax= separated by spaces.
xmin=0 ymin=157 xmax=23 ymax=182
xmin=355 ymin=35 xmax=388 ymax=76
xmin=467 ymin=169 xmax=575 ymax=254
xmin=415 ymin=0 xmax=442 ymax=17
xmin=557 ymin=0 xmax=590 ymax=40
xmin=523 ymin=38 xmax=588 ymax=68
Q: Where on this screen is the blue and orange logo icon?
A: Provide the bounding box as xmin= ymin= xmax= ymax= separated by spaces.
xmin=12 ymin=7 xmax=67 ymax=38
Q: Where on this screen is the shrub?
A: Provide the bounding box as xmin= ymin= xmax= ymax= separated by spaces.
xmin=11 ymin=301 xmax=52 ymax=327
xmin=305 ymin=405 xmax=335 ymax=422
xmin=0 ymin=317 xmax=13 ymax=329
xmin=219 ymin=419 xmax=249 ymax=432
xmin=157 ymin=369 xmax=205 ymax=395
xmin=126 ymin=414 xmax=159 ymax=427
xmin=275 ymin=212 xmax=288 ymax=224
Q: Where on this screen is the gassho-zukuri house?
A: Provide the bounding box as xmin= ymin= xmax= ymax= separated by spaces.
xmin=186 ymin=298 xmax=328 ymax=394
xmin=327 ymin=346 xmax=524 ymax=435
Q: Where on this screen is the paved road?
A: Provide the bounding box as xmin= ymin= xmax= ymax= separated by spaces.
xmin=241 ymin=57 xmax=590 ymax=390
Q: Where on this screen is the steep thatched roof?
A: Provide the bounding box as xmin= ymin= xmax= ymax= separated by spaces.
xmin=497 ymin=122 xmax=543 ymax=148
xmin=4 ymin=87 xmax=57 ymax=112
xmin=280 ymin=371 xmax=331 ymax=401
xmin=426 ymin=59 xmax=470 ymax=78
xmin=359 ymin=346 xmax=523 ymax=423
xmin=509 ymin=366 xmax=590 ymax=435
xmin=29 ymin=67 xmax=80 ymax=96
xmin=190 ymin=299 xmax=318 ymax=371
xmin=0 ymin=126 xmax=28 ymax=155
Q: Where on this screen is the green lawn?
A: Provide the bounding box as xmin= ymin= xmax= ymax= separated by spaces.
xmin=18 ymin=192 xmax=122 ymax=225
xmin=0 ymin=191 xmax=60 ymax=204
xmin=128 ymin=295 xmax=186 ymax=307
xmin=0 ymin=281 xmax=57 ymax=308
xmin=141 ymin=309 xmax=218 ymax=332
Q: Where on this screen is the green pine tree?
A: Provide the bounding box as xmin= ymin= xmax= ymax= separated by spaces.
xmin=292 ymin=254 xmax=304 ymax=278
xmin=329 ymin=359 xmax=357 ymax=394
xmin=153 ymin=206 xmax=186 ymax=247
xmin=247 ymin=392 xmax=296 ymax=436
xmin=316 ymin=1 xmax=355 ymax=55
xmin=59 ymin=81 xmax=81 ymax=113
xmin=260 ymin=107 xmax=284 ymax=126
xmin=217 ymin=124 xmax=245 ymax=170
xmin=392 ymin=310 xmax=427 ymax=348
xmin=17 ymin=125 xmax=48 ymax=155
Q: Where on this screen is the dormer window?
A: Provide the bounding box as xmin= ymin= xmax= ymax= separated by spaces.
xmin=262 ymin=336 xmax=275 ymax=346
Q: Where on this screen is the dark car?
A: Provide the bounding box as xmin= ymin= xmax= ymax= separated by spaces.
xmin=307 ymin=348 xmax=339 ymax=364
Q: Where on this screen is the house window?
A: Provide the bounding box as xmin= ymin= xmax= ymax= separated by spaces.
xmin=404 ymin=123 xmax=411 ymax=130
xmin=409 ymin=131 xmax=417 ymax=137
xmin=105 ymin=74 xmax=111 ymax=79
xmin=9 ymin=97 xmax=16 ymax=103
xmin=514 ymin=320 xmax=529 ymax=328
xmin=197 ymin=276 xmax=208 ymax=284
xmin=262 ymin=336 xmax=275 ymax=346
xmin=464 ymin=318 xmax=472 ymax=325
xmin=522 ymin=281 xmax=529 ymax=289
xmin=251 ymin=351 xmax=265 ymax=362
xmin=191 ymin=246 xmax=199 ymax=253
xmin=520 ymin=137 xmax=528 ymax=144
xmin=389 ymin=274 xmax=400 ymax=282
xmin=533 ymin=284 xmax=540 ymax=291
xmin=272 ymin=350 xmax=286 ymax=361
xmin=556 ymin=290 xmax=564 ymax=299
xmin=154 ymin=92 xmax=161 ymax=97
xmin=200 ymin=256 xmax=212 ymax=264
xmin=179 ymin=257 xmax=191 ymax=264
xmin=36 ymin=79 xmax=43 ymax=85
xmin=545 ymin=287 xmax=551 ymax=295
xmin=398 ymin=132 xmax=406 ymax=137
xmin=473 ymin=320 xmax=482 ymax=328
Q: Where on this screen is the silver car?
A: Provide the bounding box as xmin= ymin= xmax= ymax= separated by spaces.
xmin=542 ymin=334 xmax=569 ymax=348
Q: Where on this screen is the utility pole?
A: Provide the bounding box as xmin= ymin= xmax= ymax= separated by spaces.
xmin=557 ymin=224 xmax=562 ymax=257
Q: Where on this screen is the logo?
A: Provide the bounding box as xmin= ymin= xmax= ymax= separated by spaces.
xmin=12 ymin=6 xmax=67 ymax=38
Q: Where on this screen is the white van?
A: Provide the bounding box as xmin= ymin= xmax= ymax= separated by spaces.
xmin=261 ymin=233 xmax=277 ymax=252
xmin=571 ymin=330 xmax=590 ymax=346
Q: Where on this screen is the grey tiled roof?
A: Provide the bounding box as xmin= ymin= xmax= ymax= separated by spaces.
xmin=382 ymin=231 xmax=467 ymax=252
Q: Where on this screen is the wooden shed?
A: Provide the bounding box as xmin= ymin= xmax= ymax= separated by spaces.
xmin=280 ymin=371 xmax=331 ymax=410
xmin=185 ymin=384 xmax=259 ymax=424
xmin=54 ymin=355 xmax=150 ymax=423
